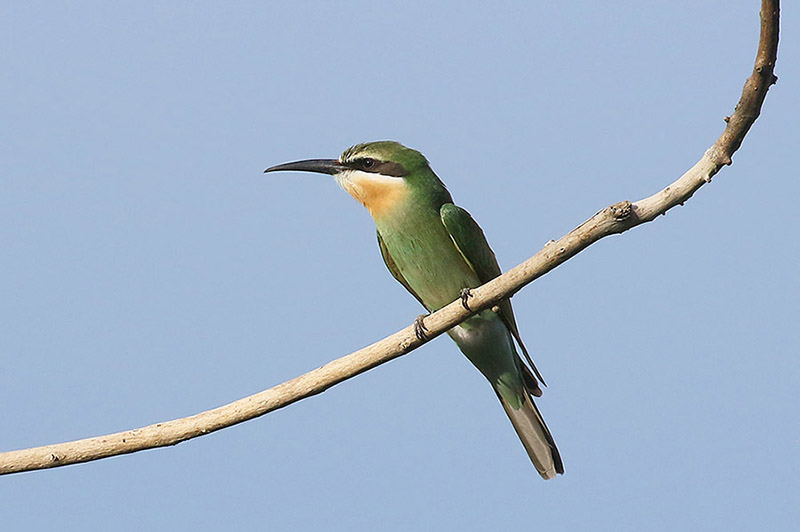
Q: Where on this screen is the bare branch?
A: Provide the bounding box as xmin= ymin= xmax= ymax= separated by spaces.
xmin=0 ymin=0 xmax=779 ymax=476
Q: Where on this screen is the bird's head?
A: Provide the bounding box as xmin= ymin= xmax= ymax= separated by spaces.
xmin=265 ymin=141 xmax=449 ymax=219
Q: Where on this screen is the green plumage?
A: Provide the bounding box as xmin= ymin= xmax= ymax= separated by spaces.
xmin=265 ymin=140 xmax=563 ymax=479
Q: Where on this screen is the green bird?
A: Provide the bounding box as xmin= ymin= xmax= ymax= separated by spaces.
xmin=265 ymin=141 xmax=563 ymax=479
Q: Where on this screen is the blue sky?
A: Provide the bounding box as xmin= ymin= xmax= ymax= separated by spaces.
xmin=2 ymin=1 xmax=797 ymax=530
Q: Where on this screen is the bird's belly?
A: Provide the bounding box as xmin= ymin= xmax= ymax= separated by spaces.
xmin=448 ymin=311 xmax=522 ymax=399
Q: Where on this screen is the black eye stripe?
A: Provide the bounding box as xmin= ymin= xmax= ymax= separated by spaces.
xmin=349 ymin=158 xmax=407 ymax=177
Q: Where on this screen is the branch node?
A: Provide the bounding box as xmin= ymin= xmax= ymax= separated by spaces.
xmin=708 ymin=146 xmax=733 ymax=168
xmin=609 ymin=201 xmax=633 ymax=221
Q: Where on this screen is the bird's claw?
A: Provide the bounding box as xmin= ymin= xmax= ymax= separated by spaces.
xmin=460 ymin=288 xmax=473 ymax=311
xmin=414 ymin=314 xmax=429 ymax=341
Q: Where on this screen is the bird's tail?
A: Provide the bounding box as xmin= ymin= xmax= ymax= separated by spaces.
xmin=496 ymin=388 xmax=564 ymax=480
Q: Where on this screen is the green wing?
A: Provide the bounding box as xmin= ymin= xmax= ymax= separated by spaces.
xmin=377 ymin=230 xmax=426 ymax=308
xmin=440 ymin=203 xmax=546 ymax=386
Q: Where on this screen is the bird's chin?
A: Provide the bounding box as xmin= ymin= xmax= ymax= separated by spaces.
xmin=333 ymin=169 xmax=352 ymax=192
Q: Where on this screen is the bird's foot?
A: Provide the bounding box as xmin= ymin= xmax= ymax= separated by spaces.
xmin=414 ymin=314 xmax=430 ymax=341
xmin=460 ymin=288 xmax=473 ymax=311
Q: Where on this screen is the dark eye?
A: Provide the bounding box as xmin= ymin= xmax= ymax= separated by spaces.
xmin=362 ymin=158 xmax=375 ymax=169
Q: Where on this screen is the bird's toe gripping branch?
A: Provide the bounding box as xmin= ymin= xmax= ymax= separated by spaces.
xmin=414 ymin=314 xmax=430 ymax=341
xmin=459 ymin=288 xmax=473 ymax=311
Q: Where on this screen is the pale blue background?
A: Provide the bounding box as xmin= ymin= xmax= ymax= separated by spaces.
xmin=2 ymin=1 xmax=798 ymax=530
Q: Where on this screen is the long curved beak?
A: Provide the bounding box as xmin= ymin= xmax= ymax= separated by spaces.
xmin=263 ymin=159 xmax=346 ymax=175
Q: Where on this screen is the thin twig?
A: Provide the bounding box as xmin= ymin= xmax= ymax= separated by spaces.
xmin=0 ymin=0 xmax=779 ymax=476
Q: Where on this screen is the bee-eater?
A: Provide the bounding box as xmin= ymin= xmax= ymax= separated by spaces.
xmin=265 ymin=141 xmax=563 ymax=479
